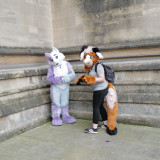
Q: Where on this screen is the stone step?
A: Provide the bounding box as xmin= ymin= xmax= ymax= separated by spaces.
xmin=74 ymin=70 xmax=160 ymax=85
xmin=0 ymin=104 xmax=51 ymax=142
xmin=69 ymin=101 xmax=160 ymax=127
xmin=70 ymin=84 xmax=160 ymax=93
xmin=69 ymin=91 xmax=160 ymax=104
xmin=0 ymin=88 xmax=50 ymax=118
xmin=0 ymin=88 xmax=50 ymax=105
xmin=72 ymin=59 xmax=160 ymax=72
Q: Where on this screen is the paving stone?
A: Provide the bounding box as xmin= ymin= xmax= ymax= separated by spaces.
xmin=0 ymin=119 xmax=160 ymax=160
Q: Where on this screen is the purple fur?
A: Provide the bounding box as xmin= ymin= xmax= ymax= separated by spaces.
xmin=45 ymin=50 xmax=76 ymax=126
xmin=61 ymin=106 xmax=76 ymax=124
xmin=66 ymin=61 xmax=73 ymax=73
xmin=46 ymin=65 xmax=63 ymax=84
xmin=45 ymin=53 xmax=51 ymax=60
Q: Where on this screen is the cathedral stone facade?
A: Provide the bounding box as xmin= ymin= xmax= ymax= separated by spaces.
xmin=0 ymin=0 xmax=160 ymax=141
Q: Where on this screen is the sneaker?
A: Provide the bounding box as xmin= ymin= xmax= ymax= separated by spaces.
xmin=98 ymin=124 xmax=107 ymax=129
xmin=85 ymin=127 xmax=98 ymax=134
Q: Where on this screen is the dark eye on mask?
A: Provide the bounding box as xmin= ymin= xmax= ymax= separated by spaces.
xmin=55 ymin=56 xmax=58 ymax=59
xmin=90 ymin=56 xmax=93 ymax=59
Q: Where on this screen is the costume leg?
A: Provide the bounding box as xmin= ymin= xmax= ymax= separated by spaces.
xmin=51 ymin=104 xmax=62 ymax=126
xmin=60 ymin=85 xmax=76 ymax=124
xmin=50 ymin=85 xmax=62 ymax=126
xmin=61 ymin=106 xmax=76 ymax=124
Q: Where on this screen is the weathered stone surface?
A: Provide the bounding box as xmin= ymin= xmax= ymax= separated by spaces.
xmin=0 ymin=58 xmax=160 ymax=142
xmin=0 ymin=89 xmax=50 ymax=117
xmin=0 ymin=64 xmax=48 ymax=80
xmin=0 ymin=104 xmax=51 ymax=142
xmin=69 ymin=101 xmax=160 ymax=127
xmin=0 ymin=74 xmax=48 ymax=96
xmin=52 ymin=0 xmax=160 ymax=49
xmin=1 ymin=120 xmax=160 ymax=160
xmin=0 ymin=0 xmax=53 ymax=48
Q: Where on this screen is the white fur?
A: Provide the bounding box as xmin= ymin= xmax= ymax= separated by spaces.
xmin=96 ymin=52 xmax=104 ymax=59
xmin=49 ymin=47 xmax=68 ymax=89
xmin=105 ymin=87 xmax=117 ymax=110
xmin=84 ymin=46 xmax=93 ymax=53
xmin=54 ymin=61 xmax=68 ymax=89
xmin=54 ymin=61 xmax=68 ymax=77
xmin=50 ymin=47 xmax=65 ymax=66
xmin=80 ymin=51 xmax=84 ymax=61
xmin=83 ymin=55 xmax=90 ymax=64
xmin=80 ymin=46 xmax=93 ymax=61
xmin=80 ymin=46 xmax=104 ymax=60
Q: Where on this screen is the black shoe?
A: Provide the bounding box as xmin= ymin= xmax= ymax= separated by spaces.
xmin=98 ymin=124 xmax=107 ymax=129
xmin=85 ymin=127 xmax=98 ymax=134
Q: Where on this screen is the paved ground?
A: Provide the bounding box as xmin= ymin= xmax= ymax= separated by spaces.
xmin=0 ymin=119 xmax=160 ymax=160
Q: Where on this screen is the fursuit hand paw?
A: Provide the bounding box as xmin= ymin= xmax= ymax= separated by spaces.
xmin=84 ymin=75 xmax=96 ymax=85
xmin=76 ymin=75 xmax=85 ymax=85
xmin=62 ymin=75 xmax=70 ymax=83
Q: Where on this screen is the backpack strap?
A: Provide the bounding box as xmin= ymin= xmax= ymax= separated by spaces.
xmin=95 ymin=62 xmax=102 ymax=73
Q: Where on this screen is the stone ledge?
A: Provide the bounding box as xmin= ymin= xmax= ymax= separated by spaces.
xmin=0 ymin=59 xmax=159 ymax=80
xmin=0 ymin=83 xmax=49 ymax=97
xmin=0 ymin=88 xmax=50 ymax=106
xmin=0 ymin=104 xmax=51 ymax=142
xmin=0 ymin=47 xmax=51 ymax=55
xmin=69 ymin=101 xmax=160 ymax=128
xmin=59 ymin=40 xmax=160 ymax=54
xmin=0 ymin=89 xmax=50 ymax=118
xmin=0 ymin=63 xmax=48 ymax=80
xmin=73 ymin=59 xmax=160 ymax=72
xmin=70 ymin=84 xmax=160 ymax=93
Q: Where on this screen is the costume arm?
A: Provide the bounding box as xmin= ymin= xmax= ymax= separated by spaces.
xmin=62 ymin=62 xmax=75 ymax=83
xmin=46 ymin=65 xmax=63 ymax=84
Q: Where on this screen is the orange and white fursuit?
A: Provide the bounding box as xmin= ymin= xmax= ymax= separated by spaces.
xmin=76 ymin=46 xmax=118 ymax=135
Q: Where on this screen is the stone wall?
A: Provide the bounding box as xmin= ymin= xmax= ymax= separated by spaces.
xmin=0 ymin=0 xmax=160 ymax=141
xmin=0 ymin=0 xmax=53 ymax=48
xmin=52 ymin=0 xmax=160 ymax=49
xmin=1 ymin=59 xmax=160 ymax=141
xmin=70 ymin=59 xmax=160 ymax=127
xmin=0 ymin=64 xmax=50 ymax=141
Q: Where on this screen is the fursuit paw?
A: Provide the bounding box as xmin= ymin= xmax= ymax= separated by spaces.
xmin=62 ymin=116 xmax=76 ymax=124
xmin=76 ymin=75 xmax=85 ymax=85
xmin=84 ymin=75 xmax=96 ymax=84
xmin=52 ymin=117 xmax=62 ymax=126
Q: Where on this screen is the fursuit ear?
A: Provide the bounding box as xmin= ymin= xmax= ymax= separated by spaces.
xmin=92 ymin=47 xmax=104 ymax=59
xmin=45 ymin=52 xmax=51 ymax=60
xmin=80 ymin=51 xmax=84 ymax=61
xmin=92 ymin=47 xmax=100 ymax=53
xmin=81 ymin=45 xmax=88 ymax=53
xmin=52 ymin=47 xmax=59 ymax=53
xmin=96 ymin=52 xmax=104 ymax=59
xmin=80 ymin=45 xmax=88 ymax=61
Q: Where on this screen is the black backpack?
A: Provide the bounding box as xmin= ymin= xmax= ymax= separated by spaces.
xmin=95 ymin=62 xmax=115 ymax=83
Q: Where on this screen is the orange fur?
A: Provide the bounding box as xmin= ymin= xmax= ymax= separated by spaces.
xmin=76 ymin=47 xmax=118 ymax=135
xmin=84 ymin=75 xmax=96 ymax=84
xmin=106 ymin=102 xmax=117 ymax=130
xmin=76 ymin=75 xmax=85 ymax=84
xmin=84 ymin=52 xmax=100 ymax=74
xmin=105 ymin=83 xmax=117 ymax=133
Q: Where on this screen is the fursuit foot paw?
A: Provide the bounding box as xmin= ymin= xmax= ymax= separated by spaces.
xmin=52 ymin=117 xmax=62 ymax=126
xmin=62 ymin=116 xmax=76 ymax=124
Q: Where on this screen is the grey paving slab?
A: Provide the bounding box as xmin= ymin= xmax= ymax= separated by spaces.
xmin=0 ymin=119 xmax=160 ymax=160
